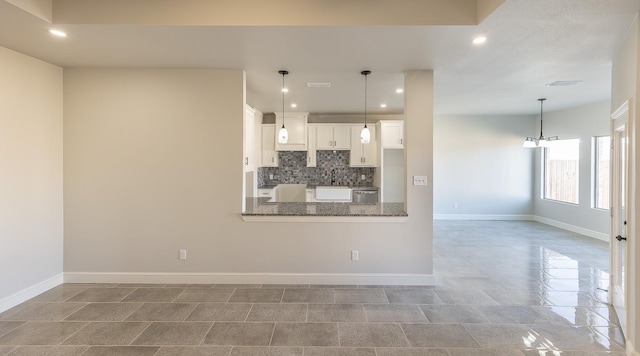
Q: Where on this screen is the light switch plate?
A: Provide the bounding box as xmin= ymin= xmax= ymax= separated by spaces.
xmin=413 ymin=176 xmax=427 ymax=186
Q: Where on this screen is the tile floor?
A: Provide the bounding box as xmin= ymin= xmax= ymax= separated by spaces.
xmin=0 ymin=221 xmax=625 ymax=355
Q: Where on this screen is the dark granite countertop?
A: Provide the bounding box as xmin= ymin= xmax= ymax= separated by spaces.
xmin=243 ymin=198 xmax=406 ymax=217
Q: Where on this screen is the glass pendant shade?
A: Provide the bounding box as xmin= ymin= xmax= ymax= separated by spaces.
xmin=538 ymin=138 xmax=550 ymax=147
xmin=523 ymin=138 xmax=536 ymax=148
xmin=278 ymin=126 xmax=288 ymax=144
xmin=360 ymin=126 xmax=371 ymax=144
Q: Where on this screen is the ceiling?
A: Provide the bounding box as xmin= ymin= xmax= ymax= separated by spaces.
xmin=0 ymin=0 xmax=638 ymax=115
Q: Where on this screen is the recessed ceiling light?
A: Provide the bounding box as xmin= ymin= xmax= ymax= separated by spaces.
xmin=472 ymin=36 xmax=487 ymax=45
xmin=396 ymin=89 xmax=404 ymax=94
xmin=307 ymin=82 xmax=331 ymax=88
xmin=545 ymin=80 xmax=583 ymax=87
xmin=291 ymin=103 xmax=297 ymax=108
xmin=380 ymin=104 xmax=387 ymax=108
xmin=281 ymin=88 xmax=289 ymax=93
xmin=49 ymin=29 xmax=67 ymax=37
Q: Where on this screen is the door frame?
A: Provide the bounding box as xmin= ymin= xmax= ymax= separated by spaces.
xmin=610 ymin=99 xmax=630 ymax=337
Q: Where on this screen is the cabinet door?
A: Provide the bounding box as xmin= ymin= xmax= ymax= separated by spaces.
xmin=261 ymin=125 xmax=278 ymax=167
xmin=361 ymin=125 xmax=377 ymax=166
xmin=350 ymin=126 xmax=377 ymax=167
xmin=333 ymin=126 xmax=351 ymax=150
xmin=307 ymin=126 xmax=317 ymax=167
xmin=349 ymin=126 xmax=364 ymax=166
xmin=316 ymin=126 xmax=335 ymax=150
xmin=243 ymin=106 xmax=255 ymax=172
xmin=381 ymin=121 xmax=404 ymax=148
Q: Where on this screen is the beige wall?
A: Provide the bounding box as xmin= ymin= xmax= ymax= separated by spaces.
xmin=434 ymin=114 xmax=535 ymax=217
xmin=533 ymin=101 xmax=612 ymax=237
xmin=63 ymin=68 xmax=433 ymax=284
xmin=611 ymin=15 xmax=639 ymax=355
xmin=0 ymin=46 xmax=63 ymax=306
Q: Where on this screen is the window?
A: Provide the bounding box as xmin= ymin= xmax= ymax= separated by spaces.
xmin=593 ymin=136 xmax=610 ymax=210
xmin=543 ymin=139 xmax=580 ymax=204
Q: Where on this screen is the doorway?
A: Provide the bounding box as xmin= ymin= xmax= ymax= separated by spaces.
xmin=610 ymin=100 xmax=629 ymax=337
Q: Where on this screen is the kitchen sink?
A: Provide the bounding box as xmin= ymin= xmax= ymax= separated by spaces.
xmin=315 ymin=186 xmax=352 ymax=202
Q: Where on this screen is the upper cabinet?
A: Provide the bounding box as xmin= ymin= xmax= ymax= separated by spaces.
xmin=379 ymin=120 xmax=404 ymax=149
xmin=350 ymin=125 xmax=377 ymax=167
xmin=261 ymin=125 xmax=279 ymax=167
xmin=316 ymin=125 xmax=351 ymax=150
xmin=275 ymin=112 xmax=308 ymax=151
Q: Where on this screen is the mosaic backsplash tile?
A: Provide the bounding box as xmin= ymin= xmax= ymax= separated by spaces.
xmin=258 ymin=150 xmax=375 ymax=187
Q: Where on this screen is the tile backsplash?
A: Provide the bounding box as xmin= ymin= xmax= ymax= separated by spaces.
xmin=258 ymin=151 xmax=375 ymax=186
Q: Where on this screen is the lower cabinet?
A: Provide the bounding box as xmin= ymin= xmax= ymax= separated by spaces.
xmin=306 ymin=188 xmax=316 ymax=202
xmin=258 ymin=188 xmax=276 ymax=202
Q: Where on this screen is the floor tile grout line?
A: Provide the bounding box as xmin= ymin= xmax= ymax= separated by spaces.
xmin=56 ymin=320 xmax=91 ymax=346
xmin=245 ymin=304 xmax=254 ymax=322
xmin=267 ymin=322 xmax=277 ymax=346
xmin=181 ymin=303 xmax=198 ymax=322
xmin=199 ymin=321 xmax=216 ymax=346
xmin=121 ymin=302 xmax=145 ymax=322
xmin=128 ymin=320 xmax=154 ymax=346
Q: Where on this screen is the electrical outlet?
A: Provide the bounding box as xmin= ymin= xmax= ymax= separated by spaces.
xmin=361 ymin=174 xmax=366 ymax=180
xmin=179 ymin=250 xmax=187 ymax=260
xmin=351 ymin=250 xmax=359 ymax=261
xmin=413 ymin=176 xmax=427 ymax=186
xmin=269 ymin=174 xmax=274 ymax=180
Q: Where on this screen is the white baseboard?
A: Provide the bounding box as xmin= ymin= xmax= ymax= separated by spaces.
xmin=434 ymin=214 xmax=534 ymax=221
xmin=64 ymin=272 xmax=434 ymax=286
xmin=533 ymin=216 xmax=609 ymax=242
xmin=0 ymin=274 xmax=63 ymax=313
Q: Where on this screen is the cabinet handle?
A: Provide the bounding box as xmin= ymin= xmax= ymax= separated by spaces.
xmin=245 ymin=157 xmax=248 ymax=165
xmin=400 ymin=138 xmax=403 ymax=145
xmin=271 ymin=157 xmax=274 ymax=163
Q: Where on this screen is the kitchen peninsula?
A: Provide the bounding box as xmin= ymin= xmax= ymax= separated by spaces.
xmin=242 ymin=199 xmax=407 ymax=219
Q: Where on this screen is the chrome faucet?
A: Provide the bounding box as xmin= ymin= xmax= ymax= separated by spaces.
xmin=330 ymin=169 xmax=336 ymax=186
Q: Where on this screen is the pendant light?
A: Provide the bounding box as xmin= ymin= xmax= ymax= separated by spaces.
xmin=278 ymin=70 xmax=289 ymax=144
xmin=360 ymin=70 xmax=371 ymax=144
xmin=523 ymin=98 xmax=558 ymax=148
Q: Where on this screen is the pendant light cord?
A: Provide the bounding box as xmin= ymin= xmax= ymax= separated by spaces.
xmin=538 ymin=98 xmax=546 ymax=140
xmin=539 ymin=99 xmax=543 ymax=139
xmin=364 ymin=73 xmax=368 ymax=128
xmin=281 ymin=71 xmax=286 ymax=129
xmin=361 ymin=70 xmax=371 ymax=128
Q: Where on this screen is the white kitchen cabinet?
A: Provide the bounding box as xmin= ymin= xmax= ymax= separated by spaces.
xmin=275 ymin=112 xmax=308 ymax=151
xmin=350 ymin=125 xmax=377 ymax=167
xmin=258 ymin=188 xmax=276 ymax=202
xmin=261 ymin=125 xmax=279 ymax=167
xmin=305 ymin=188 xmax=316 ymax=202
xmin=243 ymin=105 xmax=255 ymax=172
xmin=307 ymin=125 xmax=317 ymax=167
xmin=379 ymin=120 xmax=404 ymax=148
xmin=316 ymin=125 xmax=350 ymax=150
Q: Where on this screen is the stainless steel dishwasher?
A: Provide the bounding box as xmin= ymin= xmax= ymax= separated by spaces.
xmin=352 ymin=189 xmax=378 ymax=203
